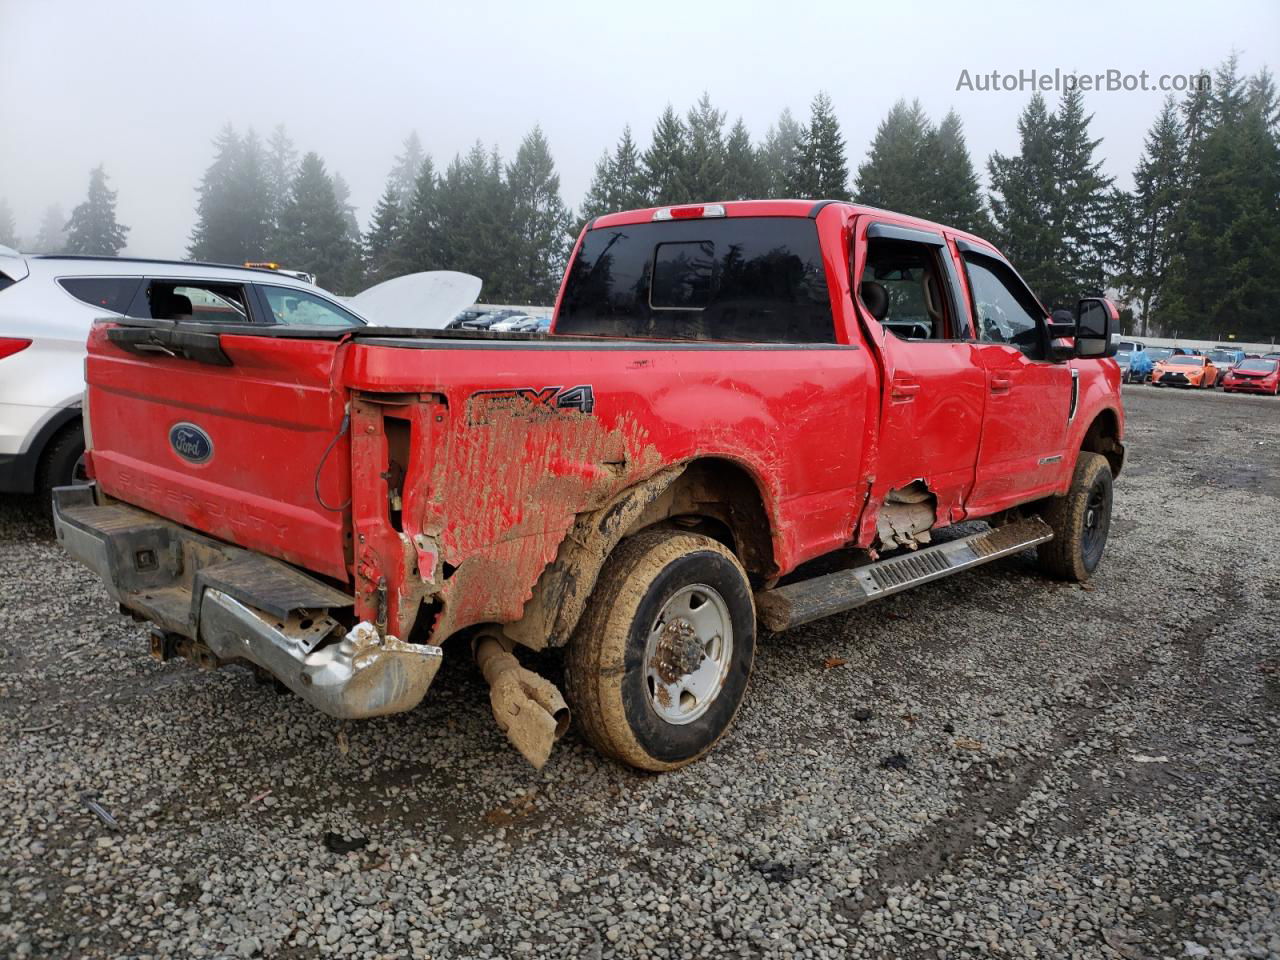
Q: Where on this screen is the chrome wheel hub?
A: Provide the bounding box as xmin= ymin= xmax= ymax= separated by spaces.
xmin=643 ymin=584 xmax=732 ymax=725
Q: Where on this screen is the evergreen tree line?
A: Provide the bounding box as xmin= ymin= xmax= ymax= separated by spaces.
xmin=1 ymin=166 xmax=129 ymax=258
xmin=5 ymin=56 xmax=1276 ymax=337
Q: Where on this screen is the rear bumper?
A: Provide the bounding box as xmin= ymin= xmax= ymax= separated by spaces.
xmin=53 ymin=484 xmax=442 ymax=719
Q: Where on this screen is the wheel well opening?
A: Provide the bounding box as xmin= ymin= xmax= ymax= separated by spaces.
xmin=1081 ymin=409 xmax=1123 ymax=476
xmin=626 ymin=458 xmax=777 ymax=579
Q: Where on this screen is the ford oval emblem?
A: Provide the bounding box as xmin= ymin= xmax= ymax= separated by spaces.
xmin=169 ymin=422 xmax=213 ymax=464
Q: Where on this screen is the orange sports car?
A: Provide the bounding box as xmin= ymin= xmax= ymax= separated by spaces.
xmin=1151 ymin=354 xmax=1221 ymax=389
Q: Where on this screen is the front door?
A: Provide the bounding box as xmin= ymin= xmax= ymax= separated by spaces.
xmin=959 ymin=250 xmax=1074 ymax=512
xmin=854 ymin=223 xmax=985 ymax=521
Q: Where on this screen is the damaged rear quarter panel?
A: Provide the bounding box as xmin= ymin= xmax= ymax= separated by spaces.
xmin=344 ymin=341 xmax=873 ymax=645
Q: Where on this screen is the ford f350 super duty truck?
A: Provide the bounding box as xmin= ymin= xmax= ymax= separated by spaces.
xmin=54 ymin=200 xmax=1124 ymax=771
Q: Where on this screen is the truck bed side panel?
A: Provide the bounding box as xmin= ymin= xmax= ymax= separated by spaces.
xmin=344 ymin=339 xmax=873 ymax=640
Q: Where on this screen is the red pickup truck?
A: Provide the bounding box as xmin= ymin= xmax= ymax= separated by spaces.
xmin=54 ymin=200 xmax=1124 ymax=771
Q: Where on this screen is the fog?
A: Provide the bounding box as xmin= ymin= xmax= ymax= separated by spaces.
xmin=1 ymin=0 xmax=1275 ymax=257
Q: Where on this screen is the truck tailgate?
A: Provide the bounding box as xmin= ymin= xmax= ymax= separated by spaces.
xmin=85 ymin=323 xmax=351 ymax=582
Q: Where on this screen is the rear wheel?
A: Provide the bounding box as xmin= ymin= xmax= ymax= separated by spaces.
xmin=36 ymin=420 xmax=87 ymax=511
xmin=565 ymin=529 xmax=755 ymax=771
xmin=1036 ymin=452 xmax=1113 ymax=582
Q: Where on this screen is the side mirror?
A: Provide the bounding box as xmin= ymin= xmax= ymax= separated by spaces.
xmin=1074 ymin=297 xmax=1118 ymax=358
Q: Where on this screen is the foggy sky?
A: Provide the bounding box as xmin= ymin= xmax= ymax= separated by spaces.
xmin=2 ymin=0 xmax=1276 ymax=258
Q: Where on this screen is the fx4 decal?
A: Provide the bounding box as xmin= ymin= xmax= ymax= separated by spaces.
xmin=467 ymin=385 xmax=595 ymax=425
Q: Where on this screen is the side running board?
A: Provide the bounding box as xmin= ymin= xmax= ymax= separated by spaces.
xmin=755 ymin=517 xmax=1054 ymax=632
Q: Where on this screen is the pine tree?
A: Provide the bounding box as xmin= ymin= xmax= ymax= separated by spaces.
xmin=759 ymin=108 xmax=802 ymax=197
xmin=790 ymin=92 xmax=850 ymax=200
xmin=1112 ymin=97 xmax=1185 ymax=334
xmin=854 ymin=99 xmax=933 ymax=214
xmin=364 ymin=182 xmax=405 ymax=284
xmin=610 ymin=126 xmax=646 ymax=211
xmin=722 ymin=117 xmax=760 ymax=200
xmin=579 ymin=151 xmax=615 ymax=222
xmin=388 ymin=132 xmax=425 ymax=209
xmin=1053 ymin=88 xmax=1114 ymax=299
xmin=331 ymin=172 xmax=364 ymax=288
xmin=642 ymin=106 xmax=691 ymax=205
xmin=684 ymin=93 xmax=727 ymax=201
xmin=32 ymin=204 xmax=67 ymax=254
xmin=64 ymin=165 xmax=128 ymax=256
xmin=581 ymin=126 xmax=647 ymax=221
xmin=395 ymin=155 xmax=439 ymax=274
xmin=1161 ymin=59 xmax=1280 ymax=339
xmin=924 ymin=110 xmax=989 ymax=234
xmin=506 ymin=126 xmax=574 ymax=303
xmin=435 ymin=143 xmax=512 ymax=297
xmin=274 ymin=153 xmax=360 ymax=293
xmin=265 ymin=124 xmax=298 ymax=230
xmin=987 ymin=94 xmax=1064 ymax=305
xmin=0 ymin=200 xmax=17 ymax=248
xmin=188 ymin=125 xmax=272 ymax=263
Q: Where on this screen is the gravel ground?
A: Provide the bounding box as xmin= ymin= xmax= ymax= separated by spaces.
xmin=1 ymin=385 xmax=1277 ymax=960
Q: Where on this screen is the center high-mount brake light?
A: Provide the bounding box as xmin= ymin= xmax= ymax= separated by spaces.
xmin=0 ymin=337 xmax=32 ymax=361
xmin=653 ymin=204 xmax=727 ymax=221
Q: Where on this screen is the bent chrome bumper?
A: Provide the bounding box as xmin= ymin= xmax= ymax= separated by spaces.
xmin=53 ymin=484 xmax=442 ymax=719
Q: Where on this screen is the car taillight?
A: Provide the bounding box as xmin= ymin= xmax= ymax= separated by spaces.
xmin=653 ymin=204 xmax=727 ymax=221
xmin=0 ymin=337 xmax=32 ymax=360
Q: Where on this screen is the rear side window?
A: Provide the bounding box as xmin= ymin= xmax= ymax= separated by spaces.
xmin=59 ymin=277 xmax=141 ymax=313
xmin=131 ymin=280 xmax=252 ymax=323
xmin=557 ymin=217 xmax=834 ymax=342
xmin=0 ymin=270 xmax=14 ymax=293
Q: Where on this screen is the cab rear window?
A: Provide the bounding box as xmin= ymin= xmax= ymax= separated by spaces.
xmin=557 ymin=217 xmax=834 ymax=342
xmin=59 ymin=277 xmax=141 ymax=313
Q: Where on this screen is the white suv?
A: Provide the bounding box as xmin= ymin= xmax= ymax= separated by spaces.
xmin=0 ymin=252 xmax=368 ymax=506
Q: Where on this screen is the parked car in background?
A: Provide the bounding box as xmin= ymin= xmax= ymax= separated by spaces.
xmin=487 ymin=314 xmax=535 ymax=332
xmin=1116 ymin=342 xmax=1154 ymax=383
xmin=0 ymin=252 xmax=367 ymax=507
xmin=1208 ymin=348 xmax=1245 ymax=380
xmin=1221 ymin=357 xmax=1280 ymax=395
xmin=1152 ymin=353 xmax=1220 ymax=388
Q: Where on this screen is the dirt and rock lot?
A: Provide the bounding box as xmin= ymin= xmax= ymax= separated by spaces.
xmin=1 ymin=385 xmax=1277 ymax=960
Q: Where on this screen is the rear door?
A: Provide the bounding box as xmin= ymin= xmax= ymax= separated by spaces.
xmin=85 ymin=314 xmax=352 ymax=582
xmin=957 ymin=244 xmax=1074 ymax=512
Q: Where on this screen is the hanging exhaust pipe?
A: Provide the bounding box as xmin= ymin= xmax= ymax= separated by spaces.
xmin=474 ymin=634 xmax=570 ymax=770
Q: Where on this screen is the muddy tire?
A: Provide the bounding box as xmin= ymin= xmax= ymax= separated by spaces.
xmin=1036 ymin=452 xmax=1113 ymax=582
xmin=565 ymin=529 xmax=755 ymax=772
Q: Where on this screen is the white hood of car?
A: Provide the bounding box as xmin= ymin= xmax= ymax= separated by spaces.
xmin=347 ymin=271 xmax=483 ymax=329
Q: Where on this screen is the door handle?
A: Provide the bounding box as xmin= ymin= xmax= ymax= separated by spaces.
xmin=890 ymin=378 xmax=920 ymax=401
xmin=990 ymin=376 xmax=1012 ymax=393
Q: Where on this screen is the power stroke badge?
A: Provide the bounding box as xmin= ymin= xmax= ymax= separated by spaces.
xmin=169 ymin=422 xmax=214 ymax=464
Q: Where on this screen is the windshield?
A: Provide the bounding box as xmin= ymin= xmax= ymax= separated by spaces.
xmin=1169 ymin=356 xmax=1202 ymax=366
xmin=1209 ymin=351 xmax=1236 ymax=363
xmin=1148 ymin=348 xmax=1173 ymax=361
xmin=1236 ymin=359 xmax=1278 ymax=373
